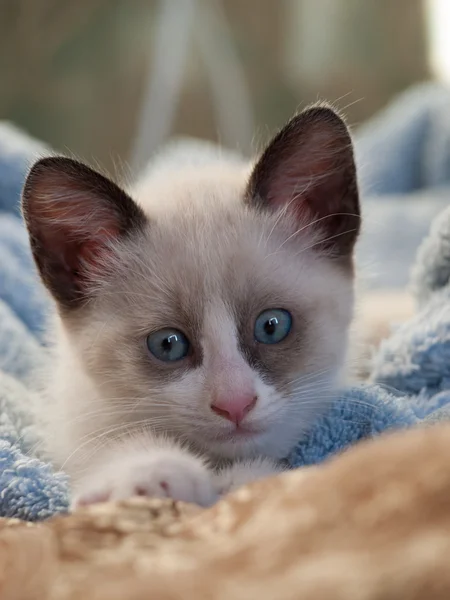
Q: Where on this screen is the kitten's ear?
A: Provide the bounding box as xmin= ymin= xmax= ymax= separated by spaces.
xmin=246 ymin=104 xmax=360 ymax=257
xmin=22 ymin=157 xmax=147 ymax=309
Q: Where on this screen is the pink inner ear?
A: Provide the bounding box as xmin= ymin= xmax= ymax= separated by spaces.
xmin=262 ymin=145 xmax=349 ymax=228
xmin=77 ymin=237 xmax=117 ymax=276
xmin=248 ymin=108 xmax=355 ymax=221
xmin=36 ymin=186 xmax=124 ymax=273
xmin=265 ymin=169 xmax=315 ymax=220
xmin=247 ymin=107 xmax=359 ymax=256
xmin=31 ymin=193 xmax=127 ymax=298
xmin=24 ymin=156 xmax=147 ymax=306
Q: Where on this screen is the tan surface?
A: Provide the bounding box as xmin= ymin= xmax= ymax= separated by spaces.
xmin=357 ymin=289 xmax=415 ymax=347
xmin=351 ymin=289 xmax=415 ymax=379
xmin=2 ymin=423 xmax=450 ymax=599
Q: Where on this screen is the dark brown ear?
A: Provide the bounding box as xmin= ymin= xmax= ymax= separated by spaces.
xmin=246 ymin=104 xmax=360 ymax=258
xmin=21 ymin=157 xmax=147 ymax=309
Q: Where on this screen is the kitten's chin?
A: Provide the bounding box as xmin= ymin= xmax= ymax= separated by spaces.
xmin=197 ymin=426 xmax=301 ymax=462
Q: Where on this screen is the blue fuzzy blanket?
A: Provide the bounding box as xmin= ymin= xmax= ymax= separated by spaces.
xmin=1 ymin=83 xmax=450 ymax=521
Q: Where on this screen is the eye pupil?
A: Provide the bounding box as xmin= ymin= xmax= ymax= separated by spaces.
xmin=264 ymin=318 xmax=278 ymax=336
xmin=254 ymin=309 xmax=292 ymax=345
xmin=162 ymin=336 xmax=174 ymax=352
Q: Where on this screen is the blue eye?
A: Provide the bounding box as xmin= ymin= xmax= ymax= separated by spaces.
xmin=254 ymin=309 xmax=292 ymax=344
xmin=146 ymin=328 xmax=190 ymax=362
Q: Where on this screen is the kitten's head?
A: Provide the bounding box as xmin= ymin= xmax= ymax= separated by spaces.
xmin=22 ymin=105 xmax=360 ymax=462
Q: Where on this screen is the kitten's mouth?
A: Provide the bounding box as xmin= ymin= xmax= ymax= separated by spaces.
xmin=214 ymin=424 xmax=263 ymax=442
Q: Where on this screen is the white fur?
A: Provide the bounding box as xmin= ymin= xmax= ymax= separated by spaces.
xmin=72 ymin=437 xmax=217 ymax=508
xmin=34 ymin=162 xmax=355 ymax=508
xmin=72 ymin=435 xmax=284 ymax=508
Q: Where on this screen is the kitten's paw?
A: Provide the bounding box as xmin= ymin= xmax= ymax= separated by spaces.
xmin=72 ymin=450 xmax=218 ymax=509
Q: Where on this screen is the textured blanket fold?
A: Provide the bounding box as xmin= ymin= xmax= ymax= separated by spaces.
xmin=1 ymin=83 xmax=450 ymax=520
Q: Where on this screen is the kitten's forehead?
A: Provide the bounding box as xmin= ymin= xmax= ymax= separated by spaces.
xmin=115 ymin=204 xmax=315 ymax=320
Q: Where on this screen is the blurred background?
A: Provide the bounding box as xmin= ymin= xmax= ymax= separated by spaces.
xmin=0 ymin=0 xmax=447 ymax=178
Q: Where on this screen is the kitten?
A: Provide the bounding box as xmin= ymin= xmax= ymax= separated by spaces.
xmin=22 ymin=104 xmax=360 ymax=507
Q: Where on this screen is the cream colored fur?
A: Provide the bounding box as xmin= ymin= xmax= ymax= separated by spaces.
xmin=23 ymin=106 xmax=361 ymax=508
xmin=34 ymin=162 xmax=355 ymax=507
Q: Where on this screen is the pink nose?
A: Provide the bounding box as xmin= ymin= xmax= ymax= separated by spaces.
xmin=211 ymin=394 xmax=257 ymax=424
